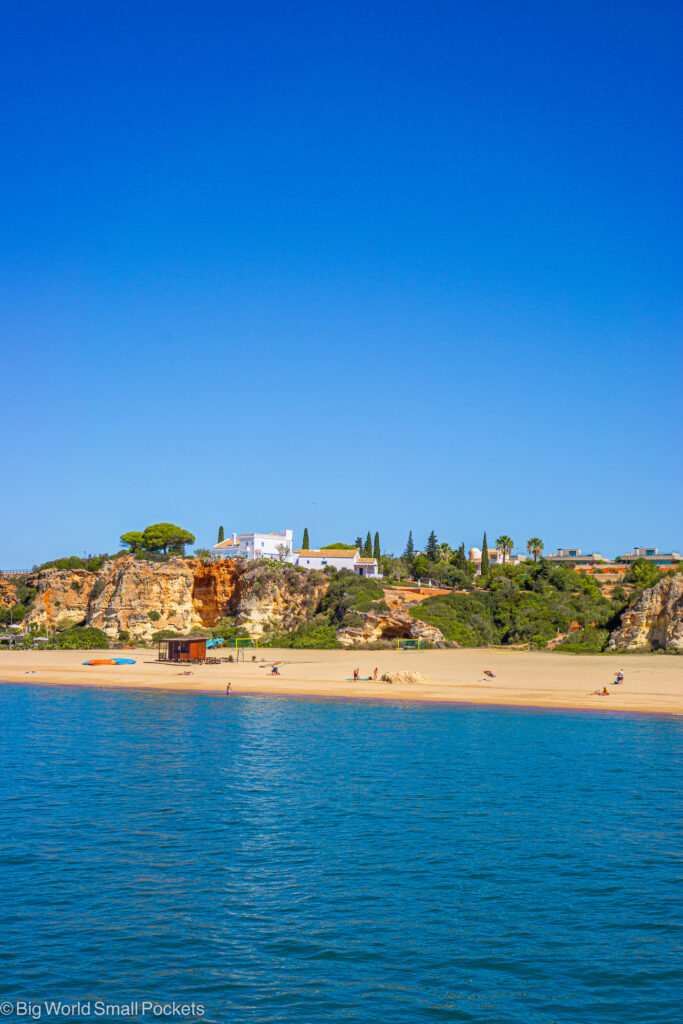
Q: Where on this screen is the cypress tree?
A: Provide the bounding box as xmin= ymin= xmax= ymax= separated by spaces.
xmin=404 ymin=531 xmax=415 ymax=560
xmin=364 ymin=532 xmax=372 ymax=557
xmin=302 ymin=527 xmax=310 ymax=550
xmin=373 ymin=532 xmax=380 ymax=560
xmin=217 ymin=525 xmax=224 ymax=543
xmin=426 ymin=530 xmax=439 ymax=561
xmin=481 ymin=532 xmax=489 ymax=575
xmin=355 ymin=536 xmax=363 ymax=551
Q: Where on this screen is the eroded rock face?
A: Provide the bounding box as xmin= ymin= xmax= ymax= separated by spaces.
xmin=608 ymin=574 xmax=683 ymax=652
xmin=190 ymin=559 xmax=248 ymax=626
xmin=336 ymin=609 xmax=445 ymax=647
xmin=234 ymin=563 xmax=329 ymax=638
xmin=0 ymin=577 xmax=19 ymax=608
xmin=24 ymin=569 xmax=95 ymax=630
xmin=87 ymin=557 xmax=196 ymax=640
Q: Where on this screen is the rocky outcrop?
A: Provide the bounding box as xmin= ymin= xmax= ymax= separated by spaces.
xmin=233 ymin=563 xmax=328 ymax=638
xmin=0 ymin=577 xmax=19 ymax=608
xmin=25 ymin=569 xmax=95 ymax=630
xmin=87 ymin=557 xmax=196 ymax=640
xmin=608 ymin=574 xmax=683 ymax=652
xmin=380 ymin=671 xmax=427 ymax=685
xmin=336 ymin=609 xmax=445 ymax=647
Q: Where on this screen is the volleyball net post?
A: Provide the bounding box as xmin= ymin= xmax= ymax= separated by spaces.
xmin=397 ymin=639 xmax=423 ymax=651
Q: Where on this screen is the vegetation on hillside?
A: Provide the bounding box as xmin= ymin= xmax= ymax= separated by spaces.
xmin=410 ymin=561 xmax=630 ymax=650
xmin=262 ymin=571 xmax=388 ymax=647
xmin=34 ymin=553 xmax=110 ymax=572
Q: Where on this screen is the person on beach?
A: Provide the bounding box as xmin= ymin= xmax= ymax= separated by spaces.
xmin=226 ymin=682 xmax=231 ymax=696
xmin=614 ymin=670 xmax=624 ymax=685
xmin=373 ymin=667 xmax=378 ymax=680
xmin=353 ymin=668 xmax=359 ymax=681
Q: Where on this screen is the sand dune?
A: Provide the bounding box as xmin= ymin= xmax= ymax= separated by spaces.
xmin=1 ymin=647 xmax=681 ymax=714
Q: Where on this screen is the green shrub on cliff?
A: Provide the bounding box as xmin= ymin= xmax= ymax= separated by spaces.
xmin=321 ymin=570 xmax=385 ymax=623
xmin=623 ymin=558 xmax=662 ymax=589
xmin=556 ymin=627 xmax=610 ymax=653
xmin=0 ymin=604 xmax=26 ymax=624
xmin=265 ymin=617 xmax=340 ymax=649
xmin=34 ymin=554 xmax=109 ymax=572
xmin=57 ymin=626 xmax=110 ymax=649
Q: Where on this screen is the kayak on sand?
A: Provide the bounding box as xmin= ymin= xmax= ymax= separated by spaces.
xmin=82 ymin=659 xmax=137 ymax=666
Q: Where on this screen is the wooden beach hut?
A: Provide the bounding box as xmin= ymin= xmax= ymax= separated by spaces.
xmin=158 ymin=637 xmax=207 ymax=663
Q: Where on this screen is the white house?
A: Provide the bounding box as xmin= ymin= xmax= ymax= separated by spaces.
xmin=469 ymin=547 xmax=524 ymax=568
xmin=212 ymin=529 xmax=293 ymax=562
xmin=211 ymin=532 xmax=382 ymax=577
xmin=293 ymin=548 xmax=382 ymax=578
xmin=546 ymin=548 xmax=607 ymax=566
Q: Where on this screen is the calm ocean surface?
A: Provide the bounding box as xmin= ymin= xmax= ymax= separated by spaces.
xmin=0 ymin=685 xmax=681 ymax=1024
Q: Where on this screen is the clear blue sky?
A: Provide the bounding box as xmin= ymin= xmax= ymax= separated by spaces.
xmin=2 ymin=1 xmax=681 ymax=568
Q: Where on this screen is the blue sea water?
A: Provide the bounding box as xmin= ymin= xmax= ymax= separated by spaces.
xmin=0 ymin=685 xmax=681 ymax=1024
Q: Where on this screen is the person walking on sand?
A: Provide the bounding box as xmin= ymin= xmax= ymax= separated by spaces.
xmin=373 ymin=667 xmax=378 ymax=680
xmin=226 ymin=682 xmax=231 ymax=696
xmin=353 ymin=668 xmax=359 ymax=682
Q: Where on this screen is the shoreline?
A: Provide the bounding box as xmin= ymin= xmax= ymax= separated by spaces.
xmin=5 ymin=679 xmax=679 ymax=718
xmin=1 ymin=647 xmax=681 ymax=716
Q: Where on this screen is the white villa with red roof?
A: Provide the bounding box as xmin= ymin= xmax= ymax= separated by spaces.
xmin=211 ymin=531 xmax=381 ymax=577
xmin=212 ymin=529 xmax=293 ymax=562
xmin=292 ymin=548 xmax=381 ymax=577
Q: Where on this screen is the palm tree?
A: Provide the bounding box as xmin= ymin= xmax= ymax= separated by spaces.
xmin=527 ymin=537 xmax=544 ymax=562
xmin=438 ymin=542 xmax=452 ymax=562
xmin=495 ymin=535 xmax=514 ymax=565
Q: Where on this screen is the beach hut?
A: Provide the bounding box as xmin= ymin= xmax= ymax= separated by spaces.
xmin=158 ymin=637 xmax=207 ymax=663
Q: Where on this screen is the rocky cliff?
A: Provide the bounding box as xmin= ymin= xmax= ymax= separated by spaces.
xmin=336 ymin=609 xmax=446 ymax=647
xmin=87 ymin=557 xmax=197 ymax=640
xmin=0 ymin=576 xmax=20 ymax=609
xmin=233 ymin=563 xmax=329 ymax=638
xmin=608 ymin=574 xmax=683 ymax=652
xmin=12 ymin=556 xmax=449 ymax=646
xmin=19 ymin=557 xmax=329 ymax=642
xmin=25 ymin=568 xmax=95 ymax=630
xmin=191 ymin=559 xmax=248 ymax=625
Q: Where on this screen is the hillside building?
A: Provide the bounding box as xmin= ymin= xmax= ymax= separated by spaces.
xmin=617 ymin=547 xmax=681 ymax=567
xmin=212 ymin=529 xmax=293 ymax=562
xmin=469 ymin=547 xmax=524 ymax=568
xmin=293 ymin=549 xmax=381 ymax=577
xmin=546 ymin=549 xmax=607 ymax=566
xmin=210 ymin=533 xmax=381 ymax=577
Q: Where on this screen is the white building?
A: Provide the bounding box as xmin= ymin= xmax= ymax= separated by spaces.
xmin=293 ymin=548 xmax=381 ymax=578
xmin=546 ymin=548 xmax=607 ymax=565
xmin=469 ymin=547 xmax=524 ymax=568
xmin=211 ymin=531 xmax=382 ymax=577
xmin=212 ymin=529 xmax=293 ymax=562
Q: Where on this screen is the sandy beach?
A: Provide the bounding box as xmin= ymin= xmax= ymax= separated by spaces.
xmin=1 ymin=647 xmax=681 ymax=714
